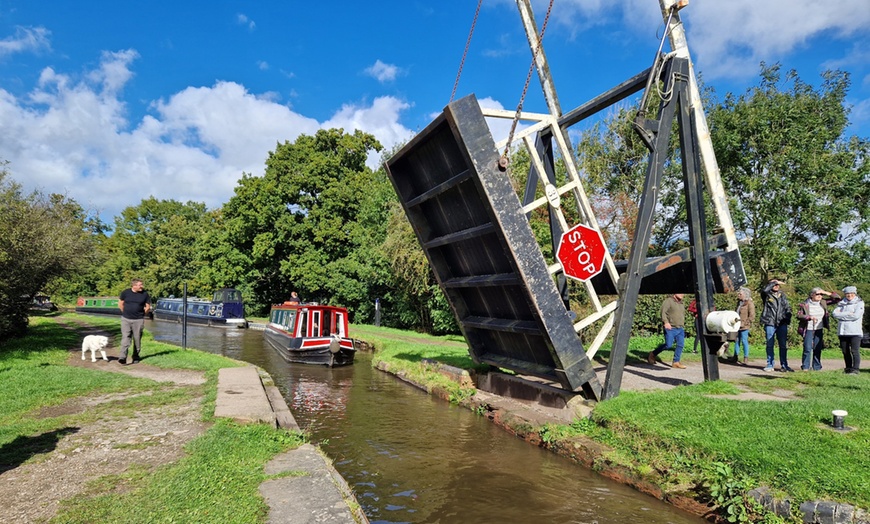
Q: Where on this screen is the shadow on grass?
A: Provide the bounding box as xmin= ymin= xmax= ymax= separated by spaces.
xmin=0 ymin=427 xmax=79 ymax=473
xmin=138 ymin=349 xmax=178 ymax=360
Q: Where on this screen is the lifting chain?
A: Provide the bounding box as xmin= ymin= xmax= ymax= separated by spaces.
xmin=450 ymin=0 xmax=484 ymax=104
xmin=500 ymin=0 xmax=555 ymax=171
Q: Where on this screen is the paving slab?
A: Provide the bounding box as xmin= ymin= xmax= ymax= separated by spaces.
xmin=260 ymin=443 xmax=365 ymax=524
xmin=214 ymin=366 xmax=276 ymax=425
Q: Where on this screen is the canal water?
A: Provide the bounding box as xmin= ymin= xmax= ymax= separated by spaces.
xmin=146 ymin=320 xmax=704 ymax=524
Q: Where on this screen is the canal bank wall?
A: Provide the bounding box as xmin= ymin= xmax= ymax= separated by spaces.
xmin=214 ymin=366 xmax=368 ymax=524
xmin=371 ymin=357 xmax=868 ymax=524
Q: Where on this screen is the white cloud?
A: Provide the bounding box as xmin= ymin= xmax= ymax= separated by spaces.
xmin=0 ymin=51 xmax=415 ymax=221
xmin=0 ymin=26 xmax=51 ymax=57
xmin=477 ymin=96 xmax=517 ymax=145
xmin=257 ymin=60 xmax=269 ymax=71
xmin=528 ymin=0 xmax=870 ymax=81
xmin=323 ymin=96 xmax=414 ymax=167
xmin=364 ymin=60 xmax=401 ymax=83
xmin=236 ymin=13 xmax=256 ymax=31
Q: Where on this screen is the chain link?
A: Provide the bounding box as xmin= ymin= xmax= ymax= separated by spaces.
xmin=501 ymin=0 xmax=555 ymax=169
xmin=450 ymin=0 xmax=484 ymax=104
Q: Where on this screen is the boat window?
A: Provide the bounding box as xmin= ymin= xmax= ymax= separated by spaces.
xmin=311 ymin=310 xmax=321 ymax=337
xmin=282 ymin=310 xmax=296 ymax=330
xmin=335 ymin=312 xmax=346 ymax=336
xmin=323 ymin=311 xmax=333 ymax=335
xmin=298 ymin=311 xmax=308 ymax=337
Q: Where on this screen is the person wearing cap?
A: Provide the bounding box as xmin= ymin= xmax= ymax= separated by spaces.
xmin=729 ymin=287 xmax=755 ymax=365
xmin=760 ymin=278 xmax=793 ymax=372
xmin=647 ymin=293 xmax=687 ymax=369
xmin=796 ymin=287 xmax=840 ymax=371
xmin=831 ymin=286 xmax=864 ymax=375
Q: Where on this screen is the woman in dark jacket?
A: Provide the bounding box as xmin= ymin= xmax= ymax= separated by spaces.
xmin=796 ymin=287 xmax=839 ymax=371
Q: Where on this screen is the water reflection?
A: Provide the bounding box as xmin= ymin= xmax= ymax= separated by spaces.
xmin=146 ymin=320 xmax=703 ymax=524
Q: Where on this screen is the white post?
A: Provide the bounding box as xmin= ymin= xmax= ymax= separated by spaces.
xmin=659 ymin=0 xmax=739 ymax=252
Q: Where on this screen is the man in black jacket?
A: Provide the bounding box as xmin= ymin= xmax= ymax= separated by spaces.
xmin=760 ymin=279 xmax=792 ymax=372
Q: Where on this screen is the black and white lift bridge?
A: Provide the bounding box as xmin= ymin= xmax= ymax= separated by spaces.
xmin=385 ymin=0 xmax=747 ymax=401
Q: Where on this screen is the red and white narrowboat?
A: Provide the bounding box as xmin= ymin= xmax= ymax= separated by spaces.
xmin=264 ymin=301 xmax=356 ymax=367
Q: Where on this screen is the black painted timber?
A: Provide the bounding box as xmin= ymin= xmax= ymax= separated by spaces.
xmin=384 ymin=94 xmax=602 ymax=399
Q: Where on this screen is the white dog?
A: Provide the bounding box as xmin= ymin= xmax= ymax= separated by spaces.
xmin=81 ymin=335 xmax=109 ymax=362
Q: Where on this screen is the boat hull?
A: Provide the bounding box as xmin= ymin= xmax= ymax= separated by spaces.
xmin=75 ymin=297 xmax=154 ymax=319
xmin=264 ymin=327 xmax=356 ymax=367
xmin=153 ymin=310 xmax=248 ymax=328
xmin=153 ymin=290 xmax=248 ymax=329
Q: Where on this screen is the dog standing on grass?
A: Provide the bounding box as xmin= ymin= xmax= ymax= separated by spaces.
xmin=81 ymin=335 xmax=110 ymax=362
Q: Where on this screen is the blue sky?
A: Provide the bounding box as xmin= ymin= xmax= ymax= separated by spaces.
xmin=2 ymin=0 xmax=869 ymax=223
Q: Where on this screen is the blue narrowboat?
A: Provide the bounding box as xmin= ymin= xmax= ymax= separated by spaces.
xmin=153 ymin=288 xmax=248 ymax=328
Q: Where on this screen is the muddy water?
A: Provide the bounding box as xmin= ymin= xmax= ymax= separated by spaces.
xmin=146 ymin=321 xmax=704 ymax=524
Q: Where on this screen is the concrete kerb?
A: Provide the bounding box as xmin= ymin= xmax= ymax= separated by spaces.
xmin=215 ymin=366 xmax=367 ymax=523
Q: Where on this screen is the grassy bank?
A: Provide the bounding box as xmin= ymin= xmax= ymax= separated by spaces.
xmin=2 ymin=313 xmax=305 ymax=524
xmin=353 ymin=323 xmax=869 ymax=522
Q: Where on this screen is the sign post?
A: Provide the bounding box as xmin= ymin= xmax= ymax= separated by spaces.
xmin=557 ymin=224 xmax=606 ymax=282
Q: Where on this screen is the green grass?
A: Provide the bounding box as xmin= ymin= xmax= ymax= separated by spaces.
xmin=351 ymin=323 xmax=870 ymax=514
xmin=351 ymin=324 xmax=484 ymax=402
xmin=4 ymin=313 xmax=307 ymax=524
xmin=52 ymin=420 xmax=305 ymax=524
xmin=591 ymin=373 xmax=870 ymax=508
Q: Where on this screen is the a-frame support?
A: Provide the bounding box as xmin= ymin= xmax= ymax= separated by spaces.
xmin=603 ymin=56 xmax=724 ymax=399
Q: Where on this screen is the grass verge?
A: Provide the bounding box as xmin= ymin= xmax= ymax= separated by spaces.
xmin=4 ymin=313 xmax=308 ymax=524
xmin=352 ymin=323 xmax=483 ymax=402
xmin=52 ymin=420 xmax=305 ymax=524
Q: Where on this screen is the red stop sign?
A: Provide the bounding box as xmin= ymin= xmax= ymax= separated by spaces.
xmin=557 ymin=224 xmax=607 ymax=282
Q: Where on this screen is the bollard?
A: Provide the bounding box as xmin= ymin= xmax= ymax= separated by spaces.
xmin=831 ymin=410 xmax=848 ymax=430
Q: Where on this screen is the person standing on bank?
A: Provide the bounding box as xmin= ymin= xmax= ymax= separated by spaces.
xmin=118 ymin=278 xmax=151 ymax=365
xmin=761 ymin=279 xmax=793 ymax=372
xmin=831 ymin=286 xmax=864 ymax=375
xmin=797 ymin=287 xmax=840 ymax=371
xmin=730 ymin=287 xmax=755 ymax=365
xmin=647 ymin=293 xmax=687 ymax=369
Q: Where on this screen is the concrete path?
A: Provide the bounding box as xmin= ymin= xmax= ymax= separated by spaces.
xmin=215 ymin=366 xmax=365 ymax=524
xmin=603 ymin=357 xmax=851 ymax=392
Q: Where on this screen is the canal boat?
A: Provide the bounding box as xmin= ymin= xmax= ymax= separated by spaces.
xmin=76 ymin=295 xmax=154 ymax=319
xmin=76 ymin=296 xmax=122 ymax=315
xmin=153 ymin=288 xmax=248 ymax=328
xmin=264 ymin=301 xmax=356 ymax=366
xmin=31 ymin=294 xmax=58 ymax=312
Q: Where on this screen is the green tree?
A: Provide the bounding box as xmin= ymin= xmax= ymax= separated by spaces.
xmin=708 ymin=63 xmax=870 ymax=284
xmin=575 ymin=102 xmax=690 ymax=259
xmin=211 ymin=128 xmax=385 ymax=317
xmin=98 ymin=198 xmax=210 ymax=298
xmin=0 ymin=170 xmax=94 ymax=339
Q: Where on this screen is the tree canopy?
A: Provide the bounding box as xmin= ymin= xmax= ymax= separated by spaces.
xmin=208 ymin=128 xmax=387 ymax=315
xmin=0 ymin=170 xmax=94 ymax=339
xmin=708 ymin=63 xmax=870 ymax=284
